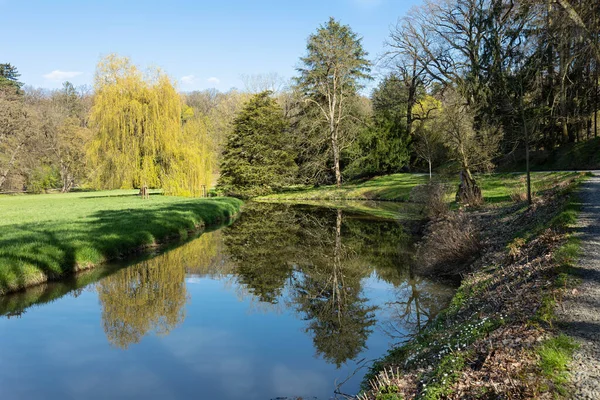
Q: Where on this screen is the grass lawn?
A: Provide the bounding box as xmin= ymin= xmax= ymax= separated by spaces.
xmin=478 ymin=171 xmax=581 ymax=203
xmin=0 ymin=190 xmax=242 ymax=295
xmin=256 ymin=172 xmax=581 ymax=204
xmin=256 ymin=174 xmax=428 ymax=202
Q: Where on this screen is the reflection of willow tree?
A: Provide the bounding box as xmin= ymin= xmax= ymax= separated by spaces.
xmin=96 ymin=232 xmax=223 ymax=348
xmin=182 ymin=230 xmax=236 ymax=277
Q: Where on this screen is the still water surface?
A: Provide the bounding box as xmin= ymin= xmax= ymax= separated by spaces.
xmin=0 ymin=203 xmax=453 ymax=399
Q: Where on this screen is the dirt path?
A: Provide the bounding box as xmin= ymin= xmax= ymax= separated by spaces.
xmin=556 ymin=174 xmax=600 ymax=399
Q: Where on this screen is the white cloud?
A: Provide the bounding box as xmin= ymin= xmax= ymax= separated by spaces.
xmin=207 ymin=77 xmax=220 ymax=85
xmin=43 ymin=70 xmax=83 ymax=81
xmin=181 ymin=74 xmax=196 ymax=85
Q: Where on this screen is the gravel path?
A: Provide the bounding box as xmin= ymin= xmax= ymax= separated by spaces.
xmin=556 ymin=173 xmax=600 ymax=400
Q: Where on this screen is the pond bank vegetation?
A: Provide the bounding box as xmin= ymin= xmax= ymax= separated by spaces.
xmin=359 ymin=172 xmax=588 ymax=399
xmin=0 ymin=190 xmax=242 ymax=295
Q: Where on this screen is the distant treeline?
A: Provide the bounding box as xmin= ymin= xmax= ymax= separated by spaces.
xmin=1 ymin=0 xmax=598 ymax=199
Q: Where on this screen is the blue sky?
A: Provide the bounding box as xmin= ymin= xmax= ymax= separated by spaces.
xmin=2 ymin=0 xmax=420 ymax=92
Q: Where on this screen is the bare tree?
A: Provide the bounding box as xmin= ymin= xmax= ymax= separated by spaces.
xmin=0 ymin=93 xmax=39 ymax=190
xmin=240 ymin=72 xmax=288 ymax=94
xmin=438 ymin=89 xmax=500 ymax=204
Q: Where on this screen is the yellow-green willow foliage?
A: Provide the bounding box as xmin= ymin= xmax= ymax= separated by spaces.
xmin=98 ymin=251 xmax=188 ymax=349
xmin=168 ymin=113 xmax=216 ymax=197
xmin=88 ymin=54 xmax=213 ymax=196
xmin=96 ymin=231 xmax=230 ymax=348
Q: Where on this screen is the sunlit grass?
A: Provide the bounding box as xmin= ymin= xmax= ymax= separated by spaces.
xmin=257 ymin=174 xmax=428 ymax=202
xmin=0 ymin=190 xmax=242 ymax=294
xmin=256 ymin=172 xmax=580 ymax=205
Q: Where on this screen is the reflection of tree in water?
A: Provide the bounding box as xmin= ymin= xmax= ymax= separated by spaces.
xmin=293 ymin=210 xmax=377 ymax=367
xmin=224 ymin=203 xmax=414 ymax=366
xmin=97 ymin=232 xmax=220 ymax=349
xmin=382 ymin=271 xmax=455 ymax=339
xmin=223 ymin=203 xmax=302 ymax=303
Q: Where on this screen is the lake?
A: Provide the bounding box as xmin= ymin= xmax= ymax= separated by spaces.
xmin=0 ymin=202 xmax=454 ymax=399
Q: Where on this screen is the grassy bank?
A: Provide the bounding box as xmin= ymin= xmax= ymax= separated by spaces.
xmin=256 ymin=174 xmax=428 ymax=202
xmin=256 ymin=172 xmax=580 ymax=204
xmin=360 ymin=172 xmax=588 ymax=399
xmin=0 ymin=190 xmax=242 ymax=295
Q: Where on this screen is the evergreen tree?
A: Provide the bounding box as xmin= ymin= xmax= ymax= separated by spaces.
xmin=346 ymin=75 xmax=411 ymax=178
xmin=218 ymin=91 xmax=297 ymax=196
xmin=0 ymin=63 xmax=23 ymax=92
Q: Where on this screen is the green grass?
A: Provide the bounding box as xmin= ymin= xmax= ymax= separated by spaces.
xmin=537 ymin=335 xmax=579 ymax=396
xmin=478 ymin=172 xmax=580 ymax=203
xmin=0 ymin=190 xmax=242 ymax=295
xmin=257 ymin=174 xmax=428 ymax=202
xmin=256 ymin=172 xmax=580 ymax=205
xmin=254 ymin=198 xmax=423 ymax=221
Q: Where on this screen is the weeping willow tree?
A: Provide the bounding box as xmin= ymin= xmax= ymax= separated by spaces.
xmin=168 ymin=113 xmax=215 ymax=196
xmin=88 ymin=54 xmax=213 ymax=196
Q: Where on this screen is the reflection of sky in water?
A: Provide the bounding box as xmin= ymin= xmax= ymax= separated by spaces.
xmin=0 ymin=204 xmax=454 ymax=399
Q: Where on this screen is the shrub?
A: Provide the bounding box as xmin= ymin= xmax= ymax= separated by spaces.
xmin=410 ymin=181 xmax=452 ymax=218
xmin=416 ymin=211 xmax=481 ymax=277
xmin=27 ymin=165 xmax=60 ymax=194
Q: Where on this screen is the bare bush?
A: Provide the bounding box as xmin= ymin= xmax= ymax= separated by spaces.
xmin=415 ymin=211 xmax=481 ymax=277
xmin=410 ymin=181 xmax=452 ymax=218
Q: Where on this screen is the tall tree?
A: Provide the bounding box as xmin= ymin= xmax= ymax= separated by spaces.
xmin=438 ymin=90 xmax=500 ymax=204
xmin=218 ymin=91 xmax=297 ymax=196
xmin=412 ymin=95 xmax=443 ymax=178
xmin=88 ymin=54 xmax=213 ymax=196
xmin=0 ymin=93 xmax=39 ymax=190
xmin=346 ymin=76 xmax=411 ymax=178
xmin=295 ymin=18 xmax=371 ymax=187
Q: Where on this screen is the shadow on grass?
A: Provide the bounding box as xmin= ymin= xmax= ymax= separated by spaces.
xmin=0 ymin=197 xmax=241 ymax=295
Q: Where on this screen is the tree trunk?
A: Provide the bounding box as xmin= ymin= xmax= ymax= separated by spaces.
xmin=331 ymin=127 xmax=341 ymax=187
xmin=0 ymin=172 xmax=7 ymax=191
xmin=428 ymin=160 xmax=432 ymax=180
xmin=60 ymin=164 xmax=73 ymax=193
xmin=456 ymin=169 xmax=482 ymax=205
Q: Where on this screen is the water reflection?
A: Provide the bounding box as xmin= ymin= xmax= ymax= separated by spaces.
xmin=0 ymin=202 xmax=456 ymax=399
xmin=382 ymin=274 xmax=455 ymax=339
xmin=96 ymin=231 xmax=232 ymax=349
xmin=222 ymin=203 xmax=416 ymax=366
xmin=1 ymin=203 xmax=454 ymax=386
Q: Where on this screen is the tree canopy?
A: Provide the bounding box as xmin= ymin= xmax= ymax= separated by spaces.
xmin=88 ymin=54 xmax=213 ymax=196
xmin=295 ymin=17 xmax=371 ymax=187
xmin=218 ymin=91 xmax=297 ymax=196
